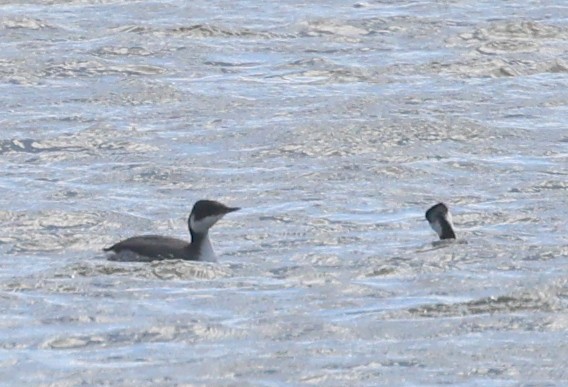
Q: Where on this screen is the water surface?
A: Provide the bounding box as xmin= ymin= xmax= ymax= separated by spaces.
xmin=1 ymin=0 xmax=567 ymax=385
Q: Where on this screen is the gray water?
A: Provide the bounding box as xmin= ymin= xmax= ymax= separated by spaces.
xmin=1 ymin=0 xmax=568 ymax=385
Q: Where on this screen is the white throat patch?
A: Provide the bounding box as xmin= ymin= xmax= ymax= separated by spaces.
xmin=190 ymin=214 xmax=224 ymax=234
xmin=431 ymin=219 xmax=443 ymax=238
xmin=430 ymin=212 xmax=454 ymax=238
xmin=198 ymin=235 xmax=217 ymax=262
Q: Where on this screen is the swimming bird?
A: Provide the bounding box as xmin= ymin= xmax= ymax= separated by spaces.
xmin=104 ymin=199 xmax=240 ymax=262
xmin=425 ymin=202 xmax=456 ymax=240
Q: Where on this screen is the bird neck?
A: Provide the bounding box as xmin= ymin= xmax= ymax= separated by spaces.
xmin=438 ymin=217 xmax=456 ymax=239
xmin=190 ymin=229 xmax=216 ymax=262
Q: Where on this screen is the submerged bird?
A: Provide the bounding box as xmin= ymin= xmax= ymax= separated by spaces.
xmin=425 ymin=202 xmax=456 ymax=240
xmin=104 ymin=199 xmax=240 ymax=262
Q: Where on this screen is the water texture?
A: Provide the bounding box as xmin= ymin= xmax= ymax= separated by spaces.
xmin=1 ymin=0 xmax=567 ymax=385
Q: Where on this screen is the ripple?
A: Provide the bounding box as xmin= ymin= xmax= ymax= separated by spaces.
xmin=93 ymin=46 xmax=154 ymax=57
xmin=406 ymin=290 xmax=563 ymax=318
xmin=0 ymin=17 xmax=56 ymax=30
xmin=60 ymin=260 xmax=233 ymax=281
xmin=165 ymin=24 xmax=283 ymax=39
xmin=42 ymin=60 xmax=166 ymax=78
xmin=298 ymin=20 xmax=371 ymax=39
